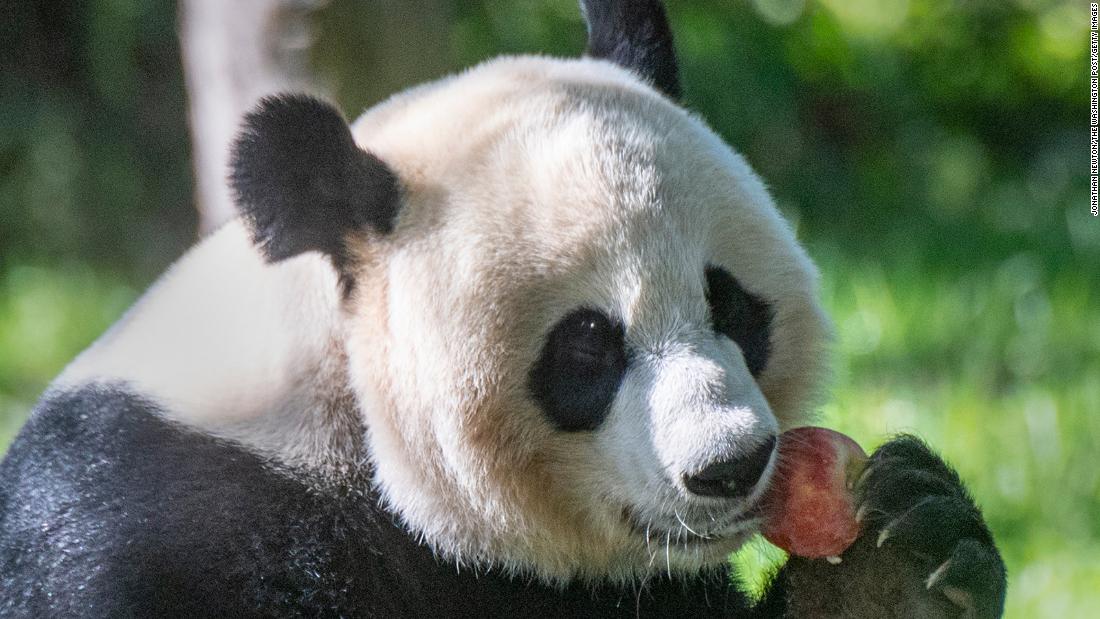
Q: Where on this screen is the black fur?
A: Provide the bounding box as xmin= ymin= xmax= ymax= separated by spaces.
xmin=0 ymin=384 xmax=753 ymax=618
xmin=229 ymin=94 xmax=401 ymax=274
xmin=528 ymin=308 xmax=628 ymax=431
xmin=580 ymin=0 xmax=682 ymax=99
xmin=705 ymin=266 xmax=774 ymax=377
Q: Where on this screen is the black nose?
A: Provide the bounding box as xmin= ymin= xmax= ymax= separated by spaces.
xmin=683 ymin=436 xmax=777 ymax=498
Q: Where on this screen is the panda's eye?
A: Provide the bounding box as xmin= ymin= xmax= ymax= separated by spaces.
xmin=528 ymin=308 xmax=628 ymax=432
xmin=705 ymin=265 xmax=774 ymax=377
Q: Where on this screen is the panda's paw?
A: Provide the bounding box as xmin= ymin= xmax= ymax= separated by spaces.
xmin=854 ymin=435 xmax=1006 ymax=618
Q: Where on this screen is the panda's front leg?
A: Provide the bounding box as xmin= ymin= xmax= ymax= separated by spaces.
xmin=753 ymin=435 xmax=1006 ymax=618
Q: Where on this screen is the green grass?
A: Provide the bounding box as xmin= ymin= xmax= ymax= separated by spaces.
xmin=2 ymin=249 xmax=1097 ymax=616
xmin=0 ymin=264 xmax=137 ymax=446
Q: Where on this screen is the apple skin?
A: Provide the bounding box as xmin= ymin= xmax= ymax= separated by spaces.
xmin=760 ymin=426 xmax=869 ymax=560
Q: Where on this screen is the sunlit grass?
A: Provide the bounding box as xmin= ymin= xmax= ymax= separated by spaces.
xmin=2 ymin=250 xmax=1097 ymax=616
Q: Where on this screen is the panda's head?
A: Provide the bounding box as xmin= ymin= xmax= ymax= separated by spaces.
xmin=230 ymin=0 xmax=829 ymax=583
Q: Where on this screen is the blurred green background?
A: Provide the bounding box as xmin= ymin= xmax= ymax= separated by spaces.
xmin=0 ymin=0 xmax=1094 ymax=616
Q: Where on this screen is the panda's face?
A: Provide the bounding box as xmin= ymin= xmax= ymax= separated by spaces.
xmin=340 ymin=57 xmax=829 ymax=582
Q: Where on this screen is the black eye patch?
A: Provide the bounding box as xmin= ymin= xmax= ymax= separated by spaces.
xmin=528 ymin=308 xmax=628 ymax=432
xmin=704 ymin=265 xmax=774 ymax=377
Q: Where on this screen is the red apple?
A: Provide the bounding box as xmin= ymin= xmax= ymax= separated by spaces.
xmin=760 ymin=426 xmax=868 ymax=560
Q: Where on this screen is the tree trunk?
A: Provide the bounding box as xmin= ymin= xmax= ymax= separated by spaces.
xmin=179 ymin=0 xmax=325 ymax=234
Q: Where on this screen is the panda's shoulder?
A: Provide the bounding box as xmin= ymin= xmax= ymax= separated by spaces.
xmin=1 ymin=383 xmax=299 ymax=545
xmin=0 ymin=383 xmax=410 ymax=614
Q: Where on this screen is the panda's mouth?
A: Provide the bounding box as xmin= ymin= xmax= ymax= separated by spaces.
xmin=620 ymin=506 xmax=759 ymax=546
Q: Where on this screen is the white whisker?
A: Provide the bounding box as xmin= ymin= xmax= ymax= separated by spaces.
xmin=664 ymin=530 xmax=672 ymax=574
xmin=674 ymin=511 xmax=705 ymax=538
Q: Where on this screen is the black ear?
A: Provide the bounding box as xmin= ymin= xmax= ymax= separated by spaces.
xmin=579 ymin=0 xmax=681 ymax=100
xmin=229 ymin=94 xmax=401 ymax=268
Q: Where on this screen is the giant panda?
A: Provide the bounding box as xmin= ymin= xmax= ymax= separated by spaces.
xmin=0 ymin=1 xmax=1005 ymax=617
